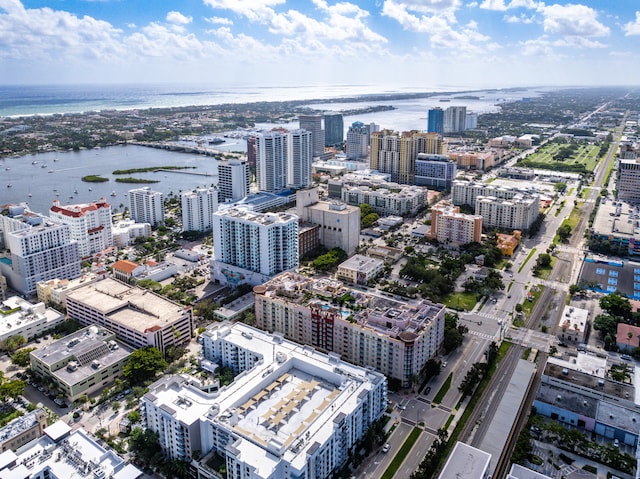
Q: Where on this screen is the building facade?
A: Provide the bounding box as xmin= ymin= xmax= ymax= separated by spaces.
xmin=253 ymin=272 xmax=446 ymax=387
xmin=346 ymin=121 xmax=370 ymax=160
xmin=0 ymin=296 xmax=64 ymax=344
xmin=181 ymin=187 xmax=218 ymax=232
xmin=324 ymin=112 xmax=344 ymax=147
xmin=370 ymin=130 xmax=445 ymax=184
xmin=444 ymin=106 xmax=467 ymax=134
xmin=49 ymin=198 xmax=113 ymax=258
xmin=415 ymin=153 xmax=457 ymax=190
xmin=451 ymin=180 xmax=530 ymax=207
xmin=430 ymin=202 xmax=482 ymax=245
xmin=0 ymin=409 xmax=47 ymax=453
xmin=257 ymin=130 xmax=289 ymax=193
xmin=211 ymin=207 xmax=299 ymax=286
xmin=296 ymin=188 xmax=360 ymax=256
xmin=143 ymin=322 xmax=386 ymax=479
xmin=298 ymin=114 xmax=325 ymax=158
xmin=475 ymin=194 xmax=540 ymax=230
xmin=288 ymin=129 xmax=313 ymax=189
xmin=218 ymin=159 xmax=250 ymax=203
xmin=0 ymin=205 xmax=81 ymax=296
xmin=30 ymin=326 xmax=132 ymax=401
xmin=128 ymin=187 xmax=164 ymax=228
xmin=340 ymin=183 xmax=429 ymax=216
xmin=336 ymin=255 xmax=384 ymax=285
xmin=618 ymin=158 xmax=640 ymax=204
xmin=427 ymin=107 xmax=444 ymax=136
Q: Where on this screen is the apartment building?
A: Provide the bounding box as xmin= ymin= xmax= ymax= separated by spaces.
xmin=218 ymin=159 xmax=250 ymax=203
xmin=340 ymin=182 xmax=429 ymax=216
xmin=65 ymin=278 xmax=193 ymax=354
xmin=451 ymin=180 xmax=532 ymax=207
xmin=430 ymin=202 xmax=482 ymax=245
xmin=414 ymin=153 xmax=457 ymax=190
xmin=211 ymin=206 xmax=299 ymax=286
xmin=49 ymin=198 xmax=113 ymax=258
xmin=142 ymin=321 xmax=387 ymax=479
xmin=0 ymin=204 xmax=81 ymax=296
xmin=475 ymin=194 xmax=540 ymax=230
xmin=253 ymin=272 xmax=446 ymax=387
xmin=180 ymin=187 xmax=218 ymax=232
xmin=618 ymin=158 xmax=640 ymax=204
xmin=128 ymin=187 xmax=164 ymax=227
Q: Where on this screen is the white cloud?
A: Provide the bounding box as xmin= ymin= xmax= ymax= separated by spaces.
xmin=503 ymin=13 xmax=535 ymax=24
xmin=203 ymin=0 xmax=285 ymax=22
xmin=205 ymin=16 xmax=233 ymax=25
xmin=623 ymin=12 xmax=640 ymax=36
xmin=480 ymin=0 xmax=539 ymax=10
xmin=480 ymin=0 xmax=507 ymax=11
xmin=166 ymin=11 xmax=192 ymax=25
xmin=539 ymin=3 xmax=609 ymax=37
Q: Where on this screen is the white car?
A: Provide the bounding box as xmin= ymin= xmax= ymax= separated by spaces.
xmin=382 ymin=443 xmax=391 ymax=453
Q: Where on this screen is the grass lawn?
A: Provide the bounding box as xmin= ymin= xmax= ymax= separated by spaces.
xmin=518 ymin=143 xmax=600 ymax=174
xmin=380 ymin=428 xmax=422 ymax=479
xmin=433 ymin=373 xmax=452 ymax=404
xmin=535 ymin=256 xmax=557 ymax=280
xmin=0 ymin=407 xmax=23 ymax=427
xmin=553 ymin=204 xmax=581 ymax=244
xmin=443 ymin=292 xmax=478 ymax=311
xmin=518 ymin=248 xmax=537 ymax=273
xmin=522 ymin=285 xmax=545 ymax=317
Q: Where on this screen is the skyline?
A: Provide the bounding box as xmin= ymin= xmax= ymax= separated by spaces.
xmin=0 ymin=1 xmax=640 ymax=88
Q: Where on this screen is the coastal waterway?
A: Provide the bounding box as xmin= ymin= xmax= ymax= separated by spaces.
xmin=0 ymin=144 xmax=219 ymax=215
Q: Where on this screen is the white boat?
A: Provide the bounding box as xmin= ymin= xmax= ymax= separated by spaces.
xmin=110 ymin=191 xmax=117 ymax=197
xmin=32 ymin=161 xmax=38 ymax=165
xmin=28 ymin=193 xmax=32 ymax=197
xmin=88 ymin=187 xmax=92 ymax=191
xmin=6 ymin=184 xmax=11 ymax=188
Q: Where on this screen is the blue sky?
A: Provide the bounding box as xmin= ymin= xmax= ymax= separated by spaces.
xmin=1 ymin=0 xmax=639 ymax=87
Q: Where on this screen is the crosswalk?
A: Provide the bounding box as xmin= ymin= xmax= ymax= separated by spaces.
xmin=468 ymin=330 xmax=497 ymax=341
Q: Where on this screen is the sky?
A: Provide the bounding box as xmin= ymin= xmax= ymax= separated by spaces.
xmin=1 ymin=0 xmax=639 ymax=88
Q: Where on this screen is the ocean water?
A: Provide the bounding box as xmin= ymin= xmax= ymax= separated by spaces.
xmin=0 ymin=83 xmax=465 ymax=118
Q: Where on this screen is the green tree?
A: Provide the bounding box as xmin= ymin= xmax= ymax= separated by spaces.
xmin=536 ymin=253 xmax=552 ymax=269
xmin=129 ymin=427 xmax=163 ymax=466
xmin=2 ymin=335 xmax=26 ymax=352
xmin=0 ymin=378 xmax=25 ymax=402
xmin=557 ymin=224 xmax=572 ymax=243
xmin=123 ymin=347 xmax=167 ymax=384
xmin=128 ymin=410 xmax=142 ymax=423
xmin=600 ymin=292 xmax=632 ymax=320
xmin=11 ymin=347 xmax=36 ymax=367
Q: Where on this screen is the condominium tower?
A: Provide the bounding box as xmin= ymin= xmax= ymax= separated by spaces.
xmin=49 ymin=198 xmax=113 ymax=258
xmin=211 ymin=206 xmax=299 ymax=286
xmin=298 ymin=114 xmax=325 ymax=157
xmin=370 ymin=130 xmax=445 ymax=184
xmin=444 ymin=106 xmax=467 ymax=134
xmin=218 ymin=159 xmax=250 ymax=203
xmin=180 ymin=186 xmax=218 ymax=232
xmin=427 ymin=107 xmax=445 ymax=136
xmin=257 ymin=129 xmax=312 ymax=193
xmin=0 ymin=204 xmax=81 ymax=295
xmin=324 ymin=112 xmax=344 ymax=147
xmin=345 ymin=121 xmax=369 ymax=160
xmin=128 ymin=187 xmax=164 ymax=228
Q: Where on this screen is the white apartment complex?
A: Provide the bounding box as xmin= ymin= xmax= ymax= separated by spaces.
xmin=211 ymin=207 xmax=299 ymax=286
xmin=296 ymin=188 xmax=360 ymax=256
xmin=430 ymin=202 xmax=483 ymax=245
xmin=142 ymin=322 xmax=387 ymax=479
xmin=0 ymin=204 xmax=81 ymax=296
xmin=341 ymin=182 xmax=429 ymax=216
xmin=218 ymin=159 xmax=250 ymax=203
xmin=253 ymin=272 xmax=446 ymax=387
xmin=181 ymin=186 xmax=218 ymax=232
xmin=65 ymin=278 xmax=194 ymax=354
xmin=444 ymin=106 xmax=467 ymax=134
xmin=128 ymin=187 xmax=164 ymax=227
xmin=345 ymin=121 xmax=369 ymax=160
xmin=0 ymin=296 xmax=64 ymax=344
xmin=475 ymin=194 xmax=540 ymax=230
xmin=257 ymin=130 xmax=312 ymax=193
xmin=49 ymin=198 xmax=113 ymax=258
xmin=111 ymin=219 xmax=152 ymax=246
xmin=451 ymin=180 xmax=528 ymax=207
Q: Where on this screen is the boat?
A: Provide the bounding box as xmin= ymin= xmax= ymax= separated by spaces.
xmin=32 ymin=160 xmax=38 ymax=165
xmin=41 ymin=164 xmax=47 ymax=168
xmin=88 ymin=187 xmax=92 ymax=191
xmin=48 ymin=170 xmax=54 ymax=173
xmin=28 ymin=193 xmax=32 ymax=197
xmin=5 ymin=167 xmax=9 ymax=171
xmin=209 ymin=137 xmax=225 ymax=145
xmin=53 ymin=158 xmax=59 ymax=162
xmin=69 ymin=196 xmax=74 ymax=199
xmin=74 ymin=188 xmax=78 ymax=194
xmin=110 ymin=191 xmax=117 ymax=197
xmin=6 ymin=184 xmax=11 ymax=188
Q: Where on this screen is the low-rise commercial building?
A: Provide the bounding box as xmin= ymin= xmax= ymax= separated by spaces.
xmin=336 ymin=255 xmax=384 ymax=285
xmin=0 ymin=296 xmax=64 ymax=344
xmin=36 ymin=274 xmax=103 ymax=309
xmin=253 ymin=272 xmax=445 ymax=387
xmin=65 ymin=278 xmax=194 ymax=354
xmin=557 ymin=306 xmax=589 ymax=345
xmin=0 ymin=409 xmax=47 ymax=452
xmin=142 ymin=322 xmax=387 ymax=479
xmin=496 ymin=231 xmax=521 ymax=257
xmin=30 ymin=326 xmax=132 ymax=401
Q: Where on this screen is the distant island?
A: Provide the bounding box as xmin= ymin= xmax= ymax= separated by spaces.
xmin=115 ymin=177 xmax=159 ymax=184
xmin=81 ymin=175 xmax=109 ymax=182
xmin=112 ymin=166 xmax=196 ymax=175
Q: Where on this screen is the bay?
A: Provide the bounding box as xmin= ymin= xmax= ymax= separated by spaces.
xmin=0 ymin=145 xmax=218 ymax=215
